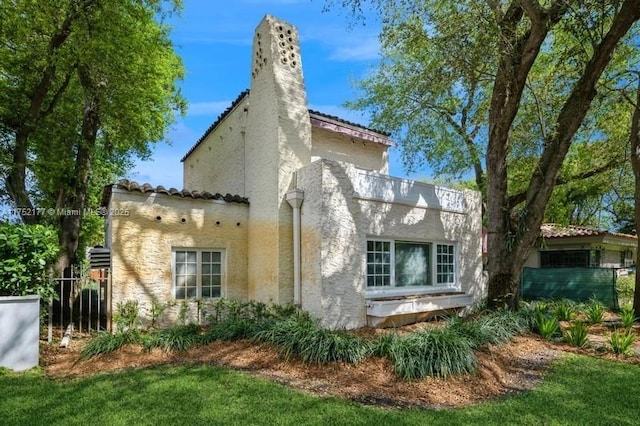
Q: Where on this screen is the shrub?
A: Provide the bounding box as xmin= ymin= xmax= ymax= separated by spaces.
xmin=616 ymin=275 xmax=635 ymax=305
xmin=387 ymin=328 xmax=476 ymax=380
xmin=371 ymin=332 xmax=399 ymax=357
xmin=142 ymin=324 xmax=201 ymax=352
xmin=620 ymin=306 xmax=636 ymax=329
xmin=0 ymin=224 xmax=59 ymax=299
xmin=254 ymin=313 xmax=370 ymax=364
xmin=563 ymin=321 xmax=589 ymax=348
xmin=585 ymin=299 xmax=605 ymax=324
xmin=80 ymin=331 xmax=139 ymax=359
xmin=609 ymin=329 xmax=636 ymax=356
xmin=535 ymin=312 xmax=560 ymax=340
xmin=554 ymin=300 xmax=575 ymax=322
xmin=114 ymin=300 xmax=140 ymax=331
xmin=448 ymin=310 xmax=528 ymax=348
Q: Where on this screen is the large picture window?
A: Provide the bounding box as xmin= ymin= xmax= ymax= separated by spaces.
xmin=174 ymin=249 xmax=223 ymax=299
xmin=366 ymin=240 xmax=456 ymax=289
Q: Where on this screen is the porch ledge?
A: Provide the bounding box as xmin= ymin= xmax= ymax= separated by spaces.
xmin=366 ymin=292 xmax=473 ymax=318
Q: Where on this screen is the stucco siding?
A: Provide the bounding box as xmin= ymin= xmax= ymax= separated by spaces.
xmin=182 ymin=100 xmax=248 ymax=195
xmin=108 ymin=189 xmax=249 ymax=326
xmin=310 ymin=126 xmax=389 ymax=174
xmin=298 ymin=160 xmax=484 ymax=329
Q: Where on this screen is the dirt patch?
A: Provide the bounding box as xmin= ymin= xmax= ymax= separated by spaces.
xmin=41 ymin=333 xmax=559 ymax=409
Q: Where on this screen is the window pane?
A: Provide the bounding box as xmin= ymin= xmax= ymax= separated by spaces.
xmin=202 ymin=263 xmax=211 ymax=275
xmin=395 ymin=242 xmax=429 ymax=286
xmin=366 ymin=240 xmax=391 ymax=288
xmin=202 ymin=252 xmax=210 ymax=262
xmin=436 ymin=244 xmax=455 ymax=285
xmin=211 ymin=252 xmax=221 ymax=262
xmin=187 ymin=287 xmax=197 ymax=298
xmin=176 ymin=251 xmax=186 ymax=263
xmin=187 ymin=251 xmax=197 ymax=262
xmin=211 ymin=287 xmax=221 ymax=298
xmin=211 ymin=275 xmax=221 ymax=286
xmin=175 ymin=288 xmax=185 ymax=299
xmin=202 ymin=287 xmax=211 ymax=298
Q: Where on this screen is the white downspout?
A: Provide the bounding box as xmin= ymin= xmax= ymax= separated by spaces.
xmin=286 ymin=189 xmax=304 ymax=306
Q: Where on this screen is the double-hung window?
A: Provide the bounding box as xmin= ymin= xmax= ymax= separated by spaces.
xmin=366 ymin=240 xmax=456 ymax=289
xmin=173 ymin=249 xmax=223 ymax=299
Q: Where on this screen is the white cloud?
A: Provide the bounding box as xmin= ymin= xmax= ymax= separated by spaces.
xmin=328 ymin=37 xmax=380 ymax=62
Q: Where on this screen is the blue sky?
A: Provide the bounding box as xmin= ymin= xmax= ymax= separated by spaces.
xmin=131 ymin=0 xmax=421 ymax=190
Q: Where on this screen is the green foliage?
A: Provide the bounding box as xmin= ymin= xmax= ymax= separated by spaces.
xmin=554 ymin=300 xmax=576 ymax=322
xmin=535 ymin=312 xmax=561 ymax=340
xmin=142 ymin=324 xmax=201 ymax=352
xmin=608 ymin=329 xmax=636 ymax=356
xmin=0 ymin=0 xmax=186 ymax=260
xmin=448 ymin=310 xmax=529 ymax=348
xmin=620 ymin=306 xmax=636 ymax=329
xmin=255 ymin=313 xmax=370 ymax=365
xmin=80 ymin=331 xmax=139 ymax=360
xmin=585 ymin=299 xmax=605 ymax=324
xmin=148 ymin=300 xmax=167 ymax=330
xmin=370 ymin=332 xmax=399 ymax=357
xmin=178 ymin=300 xmax=190 ymax=325
xmin=0 ymin=224 xmax=59 ymax=298
xmin=114 ymin=300 xmax=140 ymax=331
xmin=616 ymin=274 xmax=635 ymax=305
xmin=563 ymin=321 xmax=590 ymax=348
xmin=386 ymin=328 xmax=477 ymax=380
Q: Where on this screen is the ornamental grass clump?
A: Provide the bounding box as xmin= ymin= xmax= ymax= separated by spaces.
xmin=585 ymin=299 xmax=605 ymax=324
xmin=80 ymin=330 xmax=139 ymax=360
xmin=563 ymin=320 xmax=590 ymax=348
xmin=554 ymin=300 xmax=576 ymax=322
xmin=620 ymin=306 xmax=636 ymax=330
xmin=387 ymin=328 xmax=476 ymax=380
xmin=534 ymin=311 xmax=561 ymax=340
xmin=142 ymin=324 xmax=201 ymax=352
xmin=254 ymin=312 xmax=370 ymax=364
xmin=609 ymin=329 xmax=636 ymax=356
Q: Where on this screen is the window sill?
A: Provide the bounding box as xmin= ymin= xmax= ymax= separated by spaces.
xmin=364 ymin=286 xmax=460 ymax=300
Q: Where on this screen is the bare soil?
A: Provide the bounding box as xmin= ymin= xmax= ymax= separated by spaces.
xmin=39 ymin=319 xmax=640 ymax=409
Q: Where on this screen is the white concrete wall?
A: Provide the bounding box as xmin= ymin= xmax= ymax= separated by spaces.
xmin=310 ymin=126 xmax=389 ymax=174
xmin=182 ymin=98 xmax=249 ymax=195
xmin=298 ymin=160 xmax=484 ymax=329
xmin=107 ymin=189 xmax=249 ymax=327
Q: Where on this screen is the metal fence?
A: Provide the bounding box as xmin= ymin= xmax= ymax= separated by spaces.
xmin=520 ymin=267 xmax=619 ymax=309
xmin=47 ymin=267 xmax=110 ymax=341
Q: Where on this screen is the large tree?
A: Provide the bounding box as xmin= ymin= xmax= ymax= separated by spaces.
xmin=331 ymin=0 xmax=640 ymax=308
xmin=0 ymin=0 xmax=185 ymax=269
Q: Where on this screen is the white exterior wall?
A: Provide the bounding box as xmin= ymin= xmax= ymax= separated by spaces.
xmin=243 ymin=16 xmax=312 ymax=304
xmin=298 ymin=159 xmax=484 ymax=329
xmin=310 ymin=126 xmax=389 ymax=174
xmin=182 ymin=99 xmax=249 ymax=195
xmin=107 ymin=189 xmax=249 ymax=327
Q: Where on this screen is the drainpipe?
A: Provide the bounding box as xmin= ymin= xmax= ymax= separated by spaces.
xmin=286 ymin=189 xmax=304 ymax=306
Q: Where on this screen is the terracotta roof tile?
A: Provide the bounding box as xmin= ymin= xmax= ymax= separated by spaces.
xmin=541 ymin=223 xmax=636 ymax=241
xmin=102 ymin=179 xmax=249 ymax=206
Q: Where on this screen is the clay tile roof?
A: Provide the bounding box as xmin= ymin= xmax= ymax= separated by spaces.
xmin=541 ymin=223 xmax=636 ymax=241
xmin=102 ymin=179 xmax=249 ymax=206
xmin=180 ymin=90 xmax=394 ymax=162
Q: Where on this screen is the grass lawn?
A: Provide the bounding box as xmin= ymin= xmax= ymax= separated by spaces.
xmin=1 ymin=354 xmax=639 ymax=425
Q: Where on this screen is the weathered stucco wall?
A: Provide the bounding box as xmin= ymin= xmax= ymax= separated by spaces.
xmin=244 ymin=16 xmax=311 ymax=304
xmin=182 ymin=99 xmax=248 ymax=195
xmin=298 ymin=159 xmax=484 ymax=329
xmin=108 ymin=189 xmax=249 ymax=326
xmin=310 ymin=126 xmax=389 ymax=174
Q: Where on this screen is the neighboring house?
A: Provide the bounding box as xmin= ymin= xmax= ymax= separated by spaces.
xmin=101 ymin=15 xmax=485 ymax=329
xmin=524 ymin=223 xmax=637 ymax=270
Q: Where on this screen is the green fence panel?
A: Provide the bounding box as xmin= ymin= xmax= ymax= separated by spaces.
xmin=520 ymin=267 xmax=618 ymax=309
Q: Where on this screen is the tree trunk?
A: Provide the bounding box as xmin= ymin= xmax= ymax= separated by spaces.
xmin=55 ymin=67 xmax=100 ymax=272
xmin=486 ymin=0 xmax=640 ymax=310
xmin=630 ymin=75 xmax=640 ymax=316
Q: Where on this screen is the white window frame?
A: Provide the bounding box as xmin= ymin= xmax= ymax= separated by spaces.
xmin=365 ymin=238 xmax=458 ymax=298
xmin=172 ymin=248 xmax=225 ymax=299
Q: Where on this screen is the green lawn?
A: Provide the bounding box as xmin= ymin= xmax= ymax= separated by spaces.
xmin=1 ymin=354 xmax=639 ymax=425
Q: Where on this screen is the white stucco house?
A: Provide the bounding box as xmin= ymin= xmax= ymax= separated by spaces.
xmin=101 ymin=15 xmax=485 ymax=329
